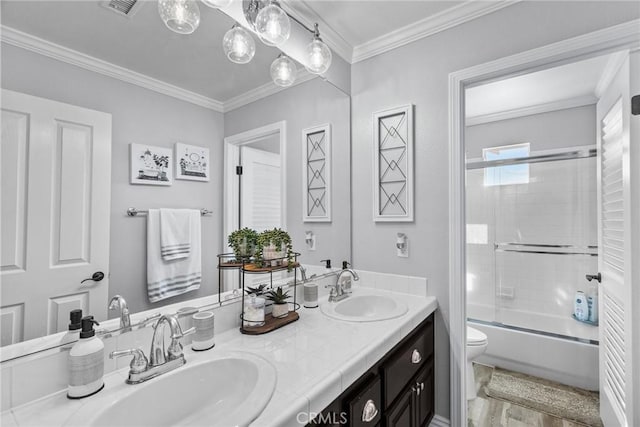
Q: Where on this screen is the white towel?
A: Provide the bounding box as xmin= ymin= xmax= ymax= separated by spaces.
xmin=147 ymin=209 xmax=201 ymax=303
xmin=160 ymin=209 xmax=192 ymax=261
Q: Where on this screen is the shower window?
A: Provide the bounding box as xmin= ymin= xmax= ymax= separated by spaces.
xmin=483 ymin=143 xmax=530 ymax=186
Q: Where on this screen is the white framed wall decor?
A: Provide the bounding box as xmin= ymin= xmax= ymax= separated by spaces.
xmin=129 ymin=143 xmax=172 ymax=186
xmin=373 ymin=104 xmax=414 ymax=222
xmin=175 ymin=142 xmax=210 ymax=182
xmin=302 ymin=123 xmax=331 ymax=222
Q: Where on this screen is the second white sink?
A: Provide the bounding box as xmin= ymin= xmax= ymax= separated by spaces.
xmin=320 ymin=288 xmax=408 ymax=322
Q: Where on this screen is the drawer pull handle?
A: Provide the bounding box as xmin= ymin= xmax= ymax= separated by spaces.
xmin=362 ymin=399 xmax=378 ymax=423
xmin=411 ymin=349 xmax=422 ymax=364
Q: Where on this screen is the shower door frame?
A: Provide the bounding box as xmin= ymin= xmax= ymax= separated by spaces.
xmin=448 ymin=20 xmax=640 ymax=427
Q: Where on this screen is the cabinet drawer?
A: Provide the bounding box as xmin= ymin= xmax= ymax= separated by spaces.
xmin=348 ymin=375 xmax=382 ymax=427
xmin=383 ymin=317 xmax=433 ymax=407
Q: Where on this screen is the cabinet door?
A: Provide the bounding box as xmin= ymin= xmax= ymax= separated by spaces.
xmin=386 ymin=387 xmax=415 ymax=427
xmin=415 ymin=365 xmax=434 ymax=427
xmin=348 ymin=376 xmax=382 ymax=427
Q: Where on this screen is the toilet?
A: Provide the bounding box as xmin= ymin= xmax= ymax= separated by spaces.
xmin=466 ymin=325 xmax=488 ymax=400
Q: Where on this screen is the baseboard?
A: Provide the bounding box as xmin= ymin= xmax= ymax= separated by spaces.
xmin=430 ymin=414 xmax=450 ymax=427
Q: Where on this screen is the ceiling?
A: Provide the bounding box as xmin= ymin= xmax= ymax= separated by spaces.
xmin=301 ymin=1 xmax=461 ymax=47
xmin=1 ymin=0 xmax=512 ymax=104
xmin=1 ymin=0 xmax=281 ymax=101
xmin=465 ymin=53 xmax=614 ymax=120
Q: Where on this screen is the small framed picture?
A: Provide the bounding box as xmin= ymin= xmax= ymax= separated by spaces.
xmin=130 ymin=144 xmax=172 ymax=186
xmin=175 ymin=143 xmax=210 ymax=182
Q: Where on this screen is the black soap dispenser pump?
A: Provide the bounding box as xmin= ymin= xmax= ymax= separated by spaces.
xmin=60 ymin=309 xmax=83 ymax=346
xmin=67 ymin=316 xmax=105 ymax=399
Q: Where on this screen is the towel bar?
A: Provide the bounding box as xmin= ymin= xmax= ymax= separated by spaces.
xmin=127 ymin=207 xmax=212 ymax=217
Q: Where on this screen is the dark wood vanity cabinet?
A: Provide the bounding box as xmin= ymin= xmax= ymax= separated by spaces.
xmin=308 ymin=313 xmax=434 ymax=427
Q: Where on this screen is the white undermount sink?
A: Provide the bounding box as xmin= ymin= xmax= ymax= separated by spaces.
xmin=64 ymin=351 xmax=276 ymax=427
xmin=320 ymin=288 xmax=408 ymax=322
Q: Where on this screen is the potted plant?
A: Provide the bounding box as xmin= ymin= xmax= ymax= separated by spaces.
xmin=228 ymin=227 xmax=259 ymax=261
xmin=266 ymin=286 xmax=290 ymax=318
xmin=256 ymin=228 xmax=293 ymax=268
xmin=246 ymin=284 xmax=267 ymax=297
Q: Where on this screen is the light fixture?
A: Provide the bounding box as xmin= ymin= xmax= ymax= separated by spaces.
xmin=270 ymin=53 xmax=297 ymax=87
xmin=158 ymin=0 xmax=201 ymax=35
xmin=200 ymin=0 xmax=232 ymax=8
xmin=223 ymin=25 xmax=256 ymax=64
xmin=305 ymin=23 xmax=332 ymax=75
xmin=254 ymin=1 xmax=291 ymax=47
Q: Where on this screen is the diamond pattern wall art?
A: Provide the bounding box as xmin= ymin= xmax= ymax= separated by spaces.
xmin=303 ymin=124 xmax=331 ymax=222
xmin=373 ymin=105 xmax=414 ymax=222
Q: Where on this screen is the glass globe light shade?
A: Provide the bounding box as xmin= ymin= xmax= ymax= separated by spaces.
xmin=158 ymin=0 xmax=201 ymax=35
xmin=305 ymin=37 xmax=332 ymax=74
xmin=223 ymin=25 xmax=256 ymax=64
xmin=201 ymin=0 xmax=232 ymax=8
xmin=255 ymin=3 xmax=290 ymax=46
xmin=270 ymin=54 xmax=297 ymax=87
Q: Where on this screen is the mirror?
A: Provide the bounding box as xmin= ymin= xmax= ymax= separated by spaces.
xmin=0 ymin=0 xmax=351 ymax=352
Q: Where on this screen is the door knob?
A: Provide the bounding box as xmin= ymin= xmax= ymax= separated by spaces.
xmin=81 ymin=271 xmax=105 ymax=284
xmin=586 ymin=273 xmax=601 ymax=283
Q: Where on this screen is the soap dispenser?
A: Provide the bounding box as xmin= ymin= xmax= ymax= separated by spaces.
xmin=67 ymin=316 xmax=105 ymax=399
xmin=60 ymin=309 xmax=83 ymax=346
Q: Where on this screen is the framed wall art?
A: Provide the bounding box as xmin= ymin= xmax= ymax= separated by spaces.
xmin=372 ymin=104 xmax=414 ymax=222
xmin=130 ymin=143 xmax=172 ymax=186
xmin=175 ymin=143 xmax=210 ymax=182
xmin=302 ymin=124 xmax=331 ymax=222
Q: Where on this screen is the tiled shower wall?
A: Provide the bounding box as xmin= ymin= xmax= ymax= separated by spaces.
xmin=465 ymin=107 xmax=598 ymax=333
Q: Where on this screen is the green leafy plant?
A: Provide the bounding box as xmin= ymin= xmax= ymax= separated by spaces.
xmin=255 ymin=228 xmax=293 ymax=268
xmin=228 ymin=227 xmax=259 ymax=260
xmin=246 ymin=284 xmax=267 ymax=296
xmin=265 ymin=286 xmax=291 ymax=304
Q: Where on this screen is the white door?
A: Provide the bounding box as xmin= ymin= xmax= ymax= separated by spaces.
xmin=1 ymin=89 xmax=112 ymax=345
xmin=241 ymin=146 xmax=282 ymax=232
xmin=596 ymin=54 xmax=635 ymax=426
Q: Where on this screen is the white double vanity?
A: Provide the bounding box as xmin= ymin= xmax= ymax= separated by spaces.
xmin=1 ymin=272 xmax=436 ymax=427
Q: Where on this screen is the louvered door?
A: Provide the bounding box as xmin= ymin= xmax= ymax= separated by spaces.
xmin=596 ymin=53 xmax=633 ymax=427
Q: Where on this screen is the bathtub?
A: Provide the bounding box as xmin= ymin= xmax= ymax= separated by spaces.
xmin=468 ymin=308 xmax=599 ymax=391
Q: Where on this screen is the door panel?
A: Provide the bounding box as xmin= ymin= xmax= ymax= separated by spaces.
xmin=1 ymin=110 xmax=29 ymax=273
xmin=1 ymin=89 xmax=111 ymax=344
xmin=596 ymin=54 xmax=633 ymax=426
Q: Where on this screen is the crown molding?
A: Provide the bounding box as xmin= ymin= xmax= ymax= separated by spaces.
xmin=222 ymin=69 xmax=317 ymax=112
xmin=466 ymin=94 xmax=597 ymax=126
xmin=594 ymin=50 xmax=627 ymax=98
xmin=280 ymin=0 xmax=353 ymax=63
xmin=352 ymin=0 xmax=520 ymax=64
xmin=0 ymin=25 xmax=225 ymax=112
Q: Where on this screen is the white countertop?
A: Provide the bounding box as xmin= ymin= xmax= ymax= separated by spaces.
xmin=1 ymin=287 xmax=437 ymax=427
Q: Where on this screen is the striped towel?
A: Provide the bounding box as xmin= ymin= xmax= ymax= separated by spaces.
xmin=160 ymin=209 xmax=191 ymax=260
xmin=147 ymin=209 xmax=201 ymax=303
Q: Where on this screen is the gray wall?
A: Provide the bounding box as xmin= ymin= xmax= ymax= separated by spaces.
xmin=350 ymin=1 xmax=638 ymax=418
xmin=224 ymin=78 xmax=351 ymax=266
xmin=466 ymin=105 xmax=596 ymax=158
xmin=1 ymin=43 xmax=224 ymax=316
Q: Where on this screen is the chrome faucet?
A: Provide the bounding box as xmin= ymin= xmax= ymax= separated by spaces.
xmin=326 ymin=269 xmax=360 ymax=302
xmin=108 ymin=294 xmax=131 ymax=332
xmin=110 ymin=314 xmax=195 ymax=384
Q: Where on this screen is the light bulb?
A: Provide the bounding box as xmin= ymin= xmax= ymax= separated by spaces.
xmin=305 ymin=37 xmax=332 ymax=74
xmin=223 ymin=25 xmax=256 ymax=64
xmin=158 ymin=0 xmax=200 ymax=35
xmin=255 ymin=2 xmax=290 ymax=46
xmin=270 ymin=54 xmax=297 ymax=87
xmin=201 ymin=0 xmax=232 ymax=8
